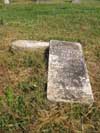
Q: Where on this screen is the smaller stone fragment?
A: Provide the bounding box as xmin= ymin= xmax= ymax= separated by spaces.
xmin=72 ymin=0 xmax=80 ymax=4
xmin=11 ymin=40 xmax=49 ymax=50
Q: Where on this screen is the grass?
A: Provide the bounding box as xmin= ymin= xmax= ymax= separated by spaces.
xmin=0 ymin=0 xmax=100 ymax=132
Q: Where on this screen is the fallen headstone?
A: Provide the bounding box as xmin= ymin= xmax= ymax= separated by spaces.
xmin=11 ymin=40 xmax=49 ymax=50
xmin=47 ymin=40 xmax=94 ymax=104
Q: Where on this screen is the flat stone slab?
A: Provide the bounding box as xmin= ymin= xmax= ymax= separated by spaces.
xmin=47 ymin=40 xmax=94 ymax=104
xmin=4 ymin=0 xmax=10 ymax=4
xmin=11 ymin=40 xmax=49 ymax=50
xmin=72 ymin=0 xmax=80 ymax=4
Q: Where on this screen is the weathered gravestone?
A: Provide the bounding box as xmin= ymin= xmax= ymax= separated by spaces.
xmin=47 ymin=40 xmax=94 ymax=104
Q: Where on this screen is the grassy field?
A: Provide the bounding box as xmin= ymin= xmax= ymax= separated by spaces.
xmin=0 ymin=0 xmax=100 ymax=132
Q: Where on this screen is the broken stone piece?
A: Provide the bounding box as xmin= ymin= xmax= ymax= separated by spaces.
xmin=11 ymin=40 xmax=49 ymax=50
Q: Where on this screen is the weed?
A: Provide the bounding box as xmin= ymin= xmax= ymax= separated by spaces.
xmin=0 ymin=17 xmax=4 ymax=25
xmin=4 ymin=86 xmax=14 ymax=107
xmin=15 ymin=95 xmax=26 ymax=116
xmin=18 ymin=81 xmax=36 ymax=92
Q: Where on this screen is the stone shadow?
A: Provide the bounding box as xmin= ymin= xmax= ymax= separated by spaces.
xmin=44 ymin=47 xmax=49 ymax=71
xmin=44 ymin=47 xmax=49 ymax=93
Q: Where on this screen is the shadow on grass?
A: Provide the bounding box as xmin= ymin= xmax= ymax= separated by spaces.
xmin=44 ymin=47 xmax=49 ymax=71
xmin=44 ymin=47 xmax=49 ymax=93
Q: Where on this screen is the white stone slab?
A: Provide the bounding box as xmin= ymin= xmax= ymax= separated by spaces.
xmin=72 ymin=0 xmax=80 ymax=4
xmin=4 ymin=0 xmax=10 ymax=4
xmin=47 ymin=40 xmax=94 ymax=104
xmin=11 ymin=40 xmax=49 ymax=50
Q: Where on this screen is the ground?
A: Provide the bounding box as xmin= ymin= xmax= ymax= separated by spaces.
xmin=0 ymin=0 xmax=100 ymax=132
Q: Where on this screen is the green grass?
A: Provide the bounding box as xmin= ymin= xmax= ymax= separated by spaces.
xmin=0 ymin=0 xmax=100 ymax=132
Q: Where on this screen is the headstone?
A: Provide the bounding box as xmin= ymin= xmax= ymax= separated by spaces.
xmin=4 ymin=0 xmax=10 ymax=4
xmin=11 ymin=40 xmax=49 ymax=50
xmin=47 ymin=40 xmax=94 ymax=104
xmin=72 ymin=0 xmax=80 ymax=4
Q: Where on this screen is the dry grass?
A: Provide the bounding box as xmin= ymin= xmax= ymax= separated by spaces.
xmin=0 ymin=1 xmax=100 ymax=132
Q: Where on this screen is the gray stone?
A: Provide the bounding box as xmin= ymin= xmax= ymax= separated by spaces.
xmin=47 ymin=40 xmax=94 ymax=104
xmin=11 ymin=40 xmax=49 ymax=50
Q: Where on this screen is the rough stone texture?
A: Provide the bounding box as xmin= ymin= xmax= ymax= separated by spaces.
xmin=47 ymin=40 xmax=94 ymax=104
xmin=11 ymin=40 xmax=49 ymax=50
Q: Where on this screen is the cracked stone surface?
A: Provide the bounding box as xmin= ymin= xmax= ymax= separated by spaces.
xmin=47 ymin=40 xmax=94 ymax=104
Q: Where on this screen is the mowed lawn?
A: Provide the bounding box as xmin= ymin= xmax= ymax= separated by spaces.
xmin=0 ymin=1 xmax=100 ymax=133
